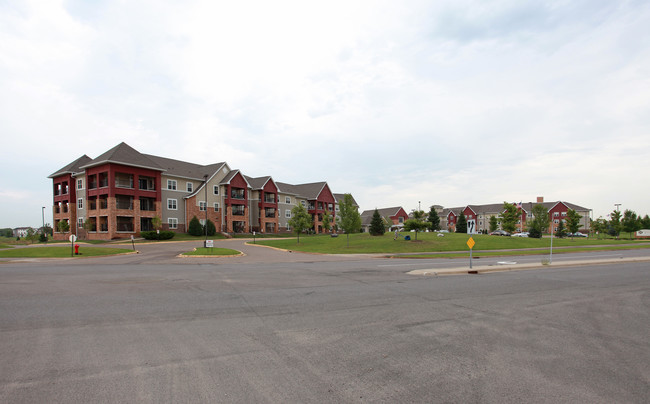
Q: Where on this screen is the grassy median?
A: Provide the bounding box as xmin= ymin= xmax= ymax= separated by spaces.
xmin=182 ymin=247 xmax=241 ymax=256
xmin=254 ymin=232 xmax=650 ymax=255
xmin=0 ymin=246 xmax=132 ymax=258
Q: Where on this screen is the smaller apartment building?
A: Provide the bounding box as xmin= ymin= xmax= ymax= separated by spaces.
xmin=442 ymin=197 xmax=591 ymax=234
xmin=49 ymin=143 xmax=355 ymax=240
xmin=360 ymin=207 xmax=409 ymax=232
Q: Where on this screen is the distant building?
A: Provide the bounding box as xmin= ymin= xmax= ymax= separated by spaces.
xmin=13 ymin=227 xmax=33 ymax=238
xmin=441 ymin=197 xmax=591 ymax=234
xmin=360 ymin=207 xmax=409 ymax=232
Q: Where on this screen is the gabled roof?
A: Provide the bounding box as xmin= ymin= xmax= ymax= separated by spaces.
xmin=245 ymin=175 xmax=275 ymax=190
xmin=220 ymin=169 xmax=251 ymax=188
xmin=334 ymin=193 xmax=359 ymax=207
xmin=145 ymin=154 xmax=226 ymax=180
xmin=48 ymin=154 xmax=93 ymax=178
xmin=80 ymin=142 xmax=164 ymax=172
xmin=360 ymin=207 xmax=405 ymax=218
xmin=277 ymin=181 xmax=328 ymax=200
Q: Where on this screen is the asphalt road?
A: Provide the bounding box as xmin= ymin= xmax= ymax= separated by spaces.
xmin=1 ymin=243 xmax=649 ymax=403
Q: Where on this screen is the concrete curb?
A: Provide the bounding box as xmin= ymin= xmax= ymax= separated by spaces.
xmin=408 ymin=256 xmax=650 ymax=276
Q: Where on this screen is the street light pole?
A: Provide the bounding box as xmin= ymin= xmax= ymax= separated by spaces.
xmin=42 ymin=206 xmax=46 ymax=244
xmin=204 ymin=174 xmax=209 ymax=243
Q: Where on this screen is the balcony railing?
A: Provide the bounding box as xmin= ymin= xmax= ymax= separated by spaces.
xmin=231 ymin=189 xmax=245 ymax=199
xmin=232 ymin=206 xmax=245 ymax=216
xmin=264 ymin=195 xmax=276 ymax=203
xmin=265 ymin=208 xmax=276 ymax=218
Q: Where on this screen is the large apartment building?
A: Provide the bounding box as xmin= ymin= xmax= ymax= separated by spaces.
xmin=48 ymin=142 xmax=355 ymax=240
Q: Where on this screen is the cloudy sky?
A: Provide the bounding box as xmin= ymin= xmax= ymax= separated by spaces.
xmin=2 ymin=0 xmax=649 ymax=228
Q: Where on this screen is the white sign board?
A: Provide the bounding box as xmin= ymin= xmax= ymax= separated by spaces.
xmin=205 ymin=240 xmax=214 ymax=248
xmin=69 ymin=235 xmax=77 ymax=242
xmin=636 ymin=229 xmax=650 ymax=237
xmin=467 ymin=219 xmax=477 ymax=234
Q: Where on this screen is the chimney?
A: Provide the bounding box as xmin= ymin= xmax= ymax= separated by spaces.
xmin=537 ymin=196 xmax=544 ymax=203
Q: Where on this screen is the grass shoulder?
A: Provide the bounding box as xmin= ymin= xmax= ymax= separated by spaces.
xmin=0 ymin=246 xmax=132 ymax=258
xmin=255 ymin=232 xmax=650 ymax=254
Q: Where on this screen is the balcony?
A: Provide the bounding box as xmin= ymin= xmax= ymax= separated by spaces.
xmin=264 ymin=194 xmax=276 ymax=203
xmin=265 ymin=208 xmax=276 ymax=218
xmin=140 ymin=197 xmax=156 ymax=211
xmin=115 ymin=173 xmax=134 ymax=189
xmin=231 ymin=189 xmax=245 ymax=200
xmin=232 ymin=206 xmax=245 ymax=216
xmin=115 ymin=195 xmax=133 ymax=210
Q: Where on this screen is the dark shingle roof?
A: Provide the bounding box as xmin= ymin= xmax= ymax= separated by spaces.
xmin=360 ymin=207 xmax=404 ymax=218
xmin=245 ymin=176 xmax=273 ymax=190
xmin=145 ymin=154 xmax=225 ymax=180
xmin=334 ymin=193 xmax=359 ymax=207
xmin=48 ymin=154 xmax=93 ymax=178
xmin=277 ymin=182 xmax=327 ymax=199
xmin=80 ymin=142 xmax=164 ymax=172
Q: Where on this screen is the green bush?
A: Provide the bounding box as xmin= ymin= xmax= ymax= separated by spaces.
xmin=141 ymin=231 xmax=175 ymax=240
xmin=188 ymin=216 xmax=203 ymax=236
xmin=205 ymin=219 xmax=216 ymax=236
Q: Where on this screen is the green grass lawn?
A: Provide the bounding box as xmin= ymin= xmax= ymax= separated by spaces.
xmin=182 ymin=247 xmax=241 ymax=256
xmin=0 ymin=246 xmax=132 ymax=258
xmin=254 ymin=232 xmax=650 ymax=255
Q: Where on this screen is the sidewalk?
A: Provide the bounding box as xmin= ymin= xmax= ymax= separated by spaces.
xmin=407 ymin=256 xmax=650 ymax=276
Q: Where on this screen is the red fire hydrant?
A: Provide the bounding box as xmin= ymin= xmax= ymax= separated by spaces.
xmin=74 ymin=244 xmax=79 ymax=255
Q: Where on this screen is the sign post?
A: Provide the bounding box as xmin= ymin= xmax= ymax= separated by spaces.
xmin=69 ymin=234 xmax=77 ymax=257
xmin=467 ymin=236 xmax=475 ymax=269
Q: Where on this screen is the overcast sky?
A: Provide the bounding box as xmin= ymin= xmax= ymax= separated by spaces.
xmin=2 ymin=0 xmax=649 ymax=228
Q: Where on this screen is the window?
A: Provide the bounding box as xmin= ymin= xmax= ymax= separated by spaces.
xmin=199 ymin=201 xmax=206 ymax=211
xmin=285 ymin=196 xmax=291 ymax=204
xmin=214 ymin=202 xmax=220 ymax=211
xmin=168 ymin=199 xmax=177 ymax=210
xmin=398 ymin=217 xmax=404 ymax=223
xmin=301 ymin=200 xmax=306 ymax=207
xmin=554 ymin=212 xmax=559 ymax=217
xmin=231 ymin=188 xmax=245 ymax=199
xmin=115 ymin=195 xmax=133 ymax=210
xmin=187 ymin=182 xmax=193 ymax=192
xmin=168 ymin=218 xmax=178 ymax=229
xmin=116 ymin=216 xmax=134 ymax=232
xmin=78 ymin=217 xmax=84 ymax=228
xmin=213 ymin=185 xmax=219 ymax=195
xmin=139 ymin=176 xmax=155 ymax=190
xmin=77 ymin=179 xmax=83 ymax=190
xmin=232 ymin=205 xmax=245 ymax=216
xmin=561 ymin=212 xmax=567 ymax=217
xmin=167 ymin=180 xmax=177 ymax=190
xmin=286 ymin=210 xmax=291 ymax=218
xmin=78 ymin=198 xmax=83 ymax=209
xmin=115 ymin=173 xmax=134 ymax=189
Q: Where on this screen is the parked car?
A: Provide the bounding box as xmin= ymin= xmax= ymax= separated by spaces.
xmin=489 ymin=230 xmax=511 ymax=236
xmin=571 ymin=232 xmax=588 ymax=237
xmin=512 ymin=232 xmax=529 ymax=237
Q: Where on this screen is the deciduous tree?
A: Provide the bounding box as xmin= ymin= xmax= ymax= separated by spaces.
xmin=566 ymin=208 xmax=583 ymax=238
xmin=500 ymin=202 xmax=518 ymax=234
xmin=404 ymin=209 xmax=428 ymax=240
xmin=337 ymin=194 xmax=362 ymax=247
xmin=288 ymin=203 xmax=312 ymax=243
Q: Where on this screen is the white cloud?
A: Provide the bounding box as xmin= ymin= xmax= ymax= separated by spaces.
xmin=1 ymin=0 xmax=649 ymax=227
